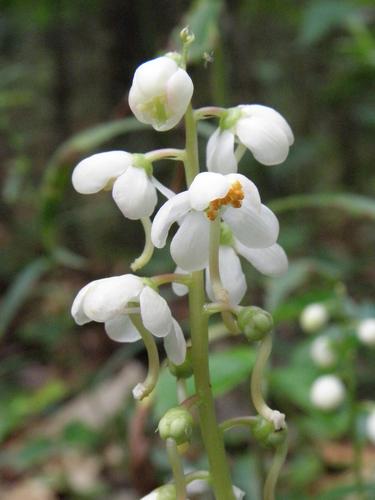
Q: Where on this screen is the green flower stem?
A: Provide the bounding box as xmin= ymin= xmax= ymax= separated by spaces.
xmin=184 ymin=104 xmax=235 ymax=500
xmin=263 ymin=433 xmax=288 ymax=500
xmin=251 ymin=333 xmax=285 ymax=429
xmin=166 ymin=438 xmax=187 ymax=500
xmin=151 ymin=273 xmax=192 ymax=287
xmin=129 ymin=314 xmax=159 ymax=400
xmin=130 ymin=217 xmax=154 ymax=272
xmin=208 ymin=216 xmax=239 ymax=334
xmin=145 ymin=148 xmax=186 ymax=162
xmin=194 ymin=106 xmax=226 ymax=120
xmin=203 ymin=301 xmax=236 ymax=315
xmin=220 ymin=416 xmax=258 ymax=432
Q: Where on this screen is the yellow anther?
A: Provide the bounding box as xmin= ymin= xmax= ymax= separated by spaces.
xmin=206 ymin=180 xmax=244 ymax=221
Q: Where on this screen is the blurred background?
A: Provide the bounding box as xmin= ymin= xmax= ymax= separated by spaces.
xmin=0 ymin=0 xmax=374 ymax=498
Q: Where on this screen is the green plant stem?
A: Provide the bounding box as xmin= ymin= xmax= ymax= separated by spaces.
xmin=184 ymin=104 xmax=235 ymax=500
xmin=166 ymin=438 xmax=187 ymax=500
xmin=251 ymin=333 xmax=285 ymax=430
xmin=130 ymin=217 xmax=154 ymax=272
xmin=129 ymin=314 xmax=159 ymax=400
xmin=220 ymin=416 xmax=258 ymax=432
xmin=263 ymin=434 xmax=288 ymax=500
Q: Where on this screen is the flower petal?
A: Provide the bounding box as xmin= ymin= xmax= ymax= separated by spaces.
xmin=171 ymin=267 xmax=189 ymax=296
xmin=163 ymin=319 xmax=187 ymax=365
xmin=240 ymin=104 xmax=294 ymax=145
xmin=132 ymin=56 xmax=177 ymax=99
xmin=105 ymin=314 xmax=141 ymax=342
xmin=236 ymin=116 xmax=290 ymax=165
xmin=205 ymin=245 xmax=247 ymax=305
xmin=170 ymin=211 xmax=210 ymax=271
xmin=82 ymin=275 xmax=144 ymax=323
xmin=162 ymin=68 xmax=193 ymax=131
xmin=112 ymin=166 xmax=157 ymax=220
xmin=223 ymin=203 xmax=279 ymax=248
xmin=235 ymin=241 xmax=288 ymax=276
xmin=72 ymin=151 xmax=131 ymax=194
xmin=206 ymin=128 xmax=237 ymax=174
xmin=71 ymin=281 xmax=96 ymax=325
xmin=189 ymin=172 xmax=230 ymax=211
xmin=140 ymin=286 xmax=172 ymax=338
xmin=151 ymin=191 xmax=191 ymax=248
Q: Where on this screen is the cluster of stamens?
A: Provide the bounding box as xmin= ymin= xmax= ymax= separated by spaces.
xmin=206 ymin=180 xmax=244 ymax=221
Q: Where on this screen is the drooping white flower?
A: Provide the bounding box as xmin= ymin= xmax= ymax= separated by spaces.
xmin=366 ymin=411 xmax=375 ymax=444
xmin=310 ymin=375 xmax=345 ymax=411
xmin=72 ymin=151 xmax=170 ymax=220
xmin=173 ymin=240 xmax=288 ymax=306
xmin=71 ymin=274 xmax=186 ymax=365
xmin=129 ymin=55 xmax=193 ymax=132
xmin=152 ymin=171 xmax=281 ymax=274
xmin=310 ymin=336 xmax=336 ymax=368
xmin=207 ymin=104 xmax=294 ymax=173
xmin=357 ymin=318 xmax=375 ymax=346
xmin=300 ymin=303 xmax=329 ymax=334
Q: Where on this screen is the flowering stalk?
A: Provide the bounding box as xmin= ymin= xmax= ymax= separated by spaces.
xmin=130 ymin=217 xmax=154 ymax=271
xmin=166 ymin=438 xmax=187 ymax=500
xmin=129 ymin=314 xmax=160 ymax=400
xmin=263 ymin=433 xmax=288 ymax=500
xmin=184 ymin=104 xmax=236 ymax=500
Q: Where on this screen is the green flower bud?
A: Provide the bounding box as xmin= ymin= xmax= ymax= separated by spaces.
xmin=158 ymin=407 xmax=193 ymax=446
xmin=265 ymin=428 xmax=287 ymax=448
xmin=237 ymin=306 xmax=273 ymax=341
xmin=168 ymin=347 xmax=193 ymax=379
xmin=252 ymin=416 xmax=274 ymax=442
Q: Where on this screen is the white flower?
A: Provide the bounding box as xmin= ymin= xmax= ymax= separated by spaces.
xmin=357 ymin=318 xmax=375 ymax=346
xmin=366 ymin=411 xmax=375 ymax=444
xmin=207 ymin=104 xmax=294 ymax=173
xmin=71 ymin=151 xmax=169 ymax=220
xmin=129 ymin=56 xmax=193 ymax=131
xmin=151 ymin=171 xmax=281 ymax=273
xmin=300 ymin=303 xmax=329 ymax=334
xmin=71 ymin=274 xmax=186 ymax=365
xmin=310 ymin=336 xmax=336 ymax=368
xmin=310 ymin=375 xmax=345 ymax=411
xmin=173 ymin=241 xmax=288 ymax=306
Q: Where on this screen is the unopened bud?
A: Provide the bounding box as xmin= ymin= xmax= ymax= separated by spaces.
xmin=310 ymin=375 xmax=345 ymax=411
xmin=168 ymin=347 xmax=193 ymax=379
xmin=180 ymin=26 xmax=195 ymax=46
xmin=237 ymin=306 xmax=273 ymax=341
xmin=251 ymin=416 xmax=286 ymax=448
xmin=158 ymin=407 xmax=193 ymax=445
xmin=357 ymin=318 xmax=375 ymax=346
xmin=300 ymin=303 xmax=328 ymax=334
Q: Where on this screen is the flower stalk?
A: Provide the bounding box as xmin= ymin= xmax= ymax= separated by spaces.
xmin=130 ymin=314 xmax=160 ymax=400
xmin=184 ymin=104 xmax=235 ymax=500
xmin=166 ymin=438 xmax=187 ymax=500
